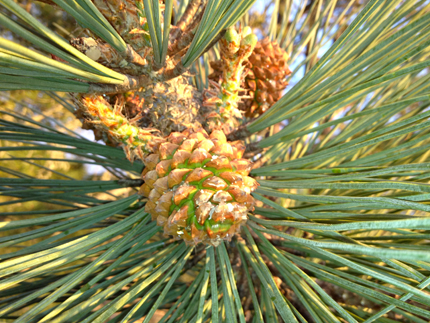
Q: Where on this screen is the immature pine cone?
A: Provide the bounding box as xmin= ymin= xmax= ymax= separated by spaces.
xmin=139 ymin=127 xmax=259 ymax=246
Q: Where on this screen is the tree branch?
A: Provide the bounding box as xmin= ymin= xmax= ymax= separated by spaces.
xmin=159 ymin=60 xmax=188 ymax=82
xmin=168 ymin=30 xmax=195 ymax=56
xmin=245 ymin=141 xmax=261 ymax=155
xmin=227 ymin=124 xmax=252 ymax=141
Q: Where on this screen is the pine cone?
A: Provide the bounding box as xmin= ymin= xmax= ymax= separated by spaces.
xmin=139 ymin=127 xmax=259 ymax=246
xmin=210 ymin=37 xmax=291 ymax=118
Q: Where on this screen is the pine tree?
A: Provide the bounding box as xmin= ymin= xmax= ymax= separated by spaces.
xmin=1 ymin=0 xmax=430 ymax=322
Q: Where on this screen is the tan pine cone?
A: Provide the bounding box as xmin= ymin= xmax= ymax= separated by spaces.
xmin=210 ymin=37 xmax=291 ymax=118
xmin=139 ymin=127 xmax=259 ymax=246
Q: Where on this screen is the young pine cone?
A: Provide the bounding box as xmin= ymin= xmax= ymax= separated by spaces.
xmin=139 ymin=127 xmax=259 ymax=246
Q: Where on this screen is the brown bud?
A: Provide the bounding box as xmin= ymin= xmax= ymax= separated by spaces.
xmin=154 ymin=202 xmax=170 ymax=218
xmin=182 ymin=231 xmax=194 ymax=245
xmin=148 ymin=188 xmax=162 ymax=201
xmin=277 ymin=60 xmax=286 ymax=69
xmin=194 ymin=189 xmax=215 ymax=205
xmin=164 ymin=210 xmax=177 ymax=232
xmin=191 ymin=223 xmax=205 ymax=242
xmin=264 ymin=42 xmax=274 ymax=57
xmin=243 ymin=176 xmax=259 ymax=192
xmin=249 ymin=54 xmax=261 ymax=65
xmin=211 ymin=203 xmax=235 ymax=222
xmin=256 ymin=90 xmax=267 ymax=103
xmin=265 ymin=80 xmax=277 ymax=93
xmin=144 ymin=199 xmax=157 ymax=215
xmin=243 ymin=194 xmax=256 ymax=210
xmin=249 ymin=102 xmax=259 ymax=115
xmin=262 ymin=56 xmax=271 ymax=66
xmin=156 ymin=215 xmax=168 ymax=227
xmin=189 ymin=131 xmax=208 ymax=142
xmin=265 ymin=67 xmax=278 ymax=80
xmin=227 ymin=187 xmax=249 ymax=203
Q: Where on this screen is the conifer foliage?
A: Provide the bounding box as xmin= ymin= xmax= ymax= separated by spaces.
xmin=1 ymin=0 xmax=430 ymax=322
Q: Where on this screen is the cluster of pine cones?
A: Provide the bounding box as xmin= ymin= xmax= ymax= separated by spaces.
xmin=71 ymin=0 xmax=291 ymax=246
